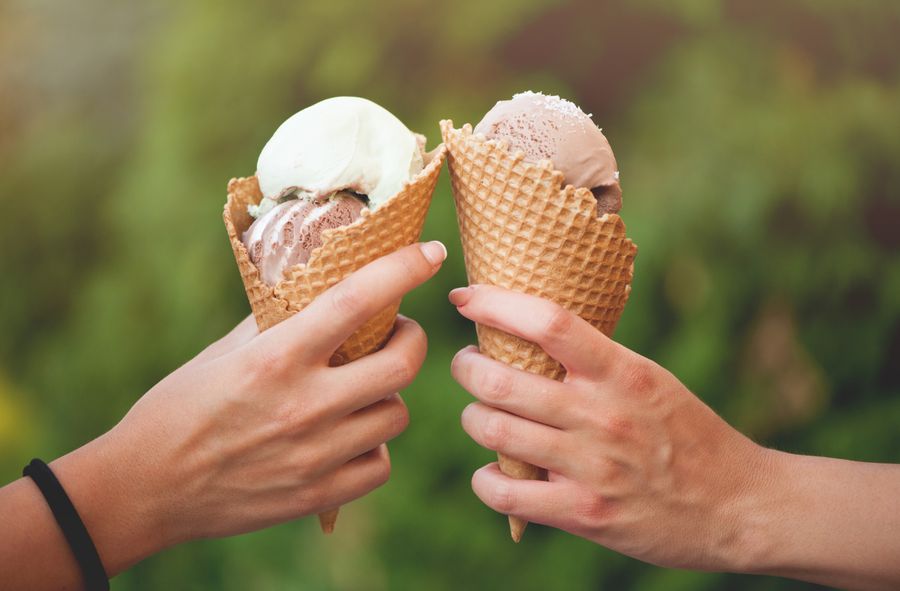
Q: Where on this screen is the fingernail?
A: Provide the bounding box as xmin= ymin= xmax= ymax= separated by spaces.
xmin=452 ymin=344 xmax=478 ymax=364
xmin=420 ymin=241 xmax=447 ymax=266
xmin=448 ymin=286 xmax=472 ymax=306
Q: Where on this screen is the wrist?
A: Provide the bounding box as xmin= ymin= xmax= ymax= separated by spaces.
xmin=715 ymin=442 xmax=787 ymax=575
xmin=50 ymin=429 xmax=173 ymax=576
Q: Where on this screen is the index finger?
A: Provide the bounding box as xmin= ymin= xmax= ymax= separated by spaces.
xmin=449 ymin=284 xmax=623 ymax=379
xmin=259 ymin=241 xmax=447 ymax=362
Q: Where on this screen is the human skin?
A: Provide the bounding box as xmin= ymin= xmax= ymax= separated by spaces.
xmin=0 ymin=241 xmax=447 ymax=590
xmin=450 ymin=284 xmax=900 ymax=591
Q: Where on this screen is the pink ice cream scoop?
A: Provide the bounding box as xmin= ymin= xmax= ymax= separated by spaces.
xmin=474 ymin=91 xmax=622 ymax=215
xmin=242 ymin=193 xmax=365 ymax=286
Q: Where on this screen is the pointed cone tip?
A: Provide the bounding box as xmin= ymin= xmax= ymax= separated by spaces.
xmin=509 ymin=516 xmax=527 ymax=543
xmin=318 ymin=510 xmax=339 ymax=534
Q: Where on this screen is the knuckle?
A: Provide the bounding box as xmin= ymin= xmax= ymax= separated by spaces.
xmin=398 ymin=247 xmax=427 ymax=280
xmin=274 ymin=400 xmax=314 ymax=434
xmin=408 ymin=320 xmax=428 ymax=354
xmin=590 ymin=455 xmax=624 ymax=484
xmin=291 ymin=488 xmax=317 ymax=515
xmin=482 ymin=412 xmax=510 ymax=450
xmin=575 ymin=492 xmax=614 ymax=531
xmin=598 ymin=412 xmax=635 ymax=442
xmin=490 ymin=482 xmax=515 ymax=514
xmin=387 ymin=353 xmax=418 ymax=388
xmin=480 ymin=368 xmax=513 ymax=403
xmin=387 ymin=399 xmax=410 ymax=436
xmin=620 ymin=357 xmax=657 ymax=394
xmin=371 ymin=457 xmax=391 ymax=488
xmin=544 ymin=433 xmax=568 ymax=464
xmin=293 ymin=448 xmax=323 ymax=479
xmin=329 ymin=282 xmax=365 ymax=318
xmin=542 ymin=305 xmax=575 ymax=344
xmin=250 ymin=347 xmax=290 ymax=381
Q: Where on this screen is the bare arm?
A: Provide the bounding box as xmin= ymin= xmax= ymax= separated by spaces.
xmin=754 ymin=453 xmax=900 ymax=590
xmin=450 ymin=284 xmax=900 ymax=591
xmin=0 ymin=241 xmax=446 ymax=590
xmin=0 ymin=433 xmax=170 ymax=588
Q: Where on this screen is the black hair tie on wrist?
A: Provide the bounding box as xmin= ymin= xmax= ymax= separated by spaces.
xmin=23 ymin=458 xmax=110 ymax=591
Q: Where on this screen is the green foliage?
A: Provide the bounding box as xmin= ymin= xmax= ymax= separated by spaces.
xmin=1 ymin=0 xmax=898 ymax=588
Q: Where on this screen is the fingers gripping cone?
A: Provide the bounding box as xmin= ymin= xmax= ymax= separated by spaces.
xmin=441 ymin=121 xmax=637 ymax=542
xmin=223 ymin=145 xmax=446 ymax=534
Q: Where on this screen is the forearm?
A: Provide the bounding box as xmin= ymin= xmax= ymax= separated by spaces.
xmin=0 ymin=475 xmax=84 ymax=589
xmin=747 ymin=451 xmax=900 ymax=590
xmin=0 ymin=432 xmax=170 ymax=589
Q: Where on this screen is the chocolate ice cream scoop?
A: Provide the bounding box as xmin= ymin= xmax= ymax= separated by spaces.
xmin=474 ymin=91 xmax=621 ymax=214
xmin=242 ymin=192 xmax=365 ymax=286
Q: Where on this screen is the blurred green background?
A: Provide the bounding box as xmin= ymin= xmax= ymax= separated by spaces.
xmin=2 ymin=0 xmax=899 ymax=589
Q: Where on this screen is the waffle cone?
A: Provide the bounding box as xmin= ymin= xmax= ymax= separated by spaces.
xmin=223 ymin=144 xmax=446 ymax=534
xmin=441 ymin=121 xmax=637 ymax=542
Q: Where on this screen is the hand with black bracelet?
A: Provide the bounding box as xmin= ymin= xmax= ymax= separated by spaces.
xmin=0 ymin=242 xmax=446 ymax=590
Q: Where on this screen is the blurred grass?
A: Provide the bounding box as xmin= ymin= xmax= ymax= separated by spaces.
xmin=1 ymin=0 xmax=899 ymax=589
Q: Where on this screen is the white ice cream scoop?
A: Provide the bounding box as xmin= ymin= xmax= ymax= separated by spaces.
xmin=257 ymin=96 xmax=425 ymax=208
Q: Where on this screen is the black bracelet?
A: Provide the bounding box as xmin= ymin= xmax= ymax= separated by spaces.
xmin=23 ymin=458 xmax=110 ymax=591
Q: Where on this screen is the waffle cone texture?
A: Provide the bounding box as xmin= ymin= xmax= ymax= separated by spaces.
xmin=223 ymin=145 xmax=446 ymax=534
xmin=441 ymin=120 xmax=637 ymax=542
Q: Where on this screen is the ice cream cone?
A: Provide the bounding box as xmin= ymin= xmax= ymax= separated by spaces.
xmin=318 ymin=509 xmax=339 ymax=534
xmin=224 ymin=144 xmax=446 ymax=534
xmin=441 ymin=120 xmax=637 ymax=542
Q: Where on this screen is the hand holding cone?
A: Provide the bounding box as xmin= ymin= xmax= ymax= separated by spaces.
xmin=223 ymin=146 xmax=446 ymax=533
xmin=441 ymin=120 xmax=637 ymax=542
